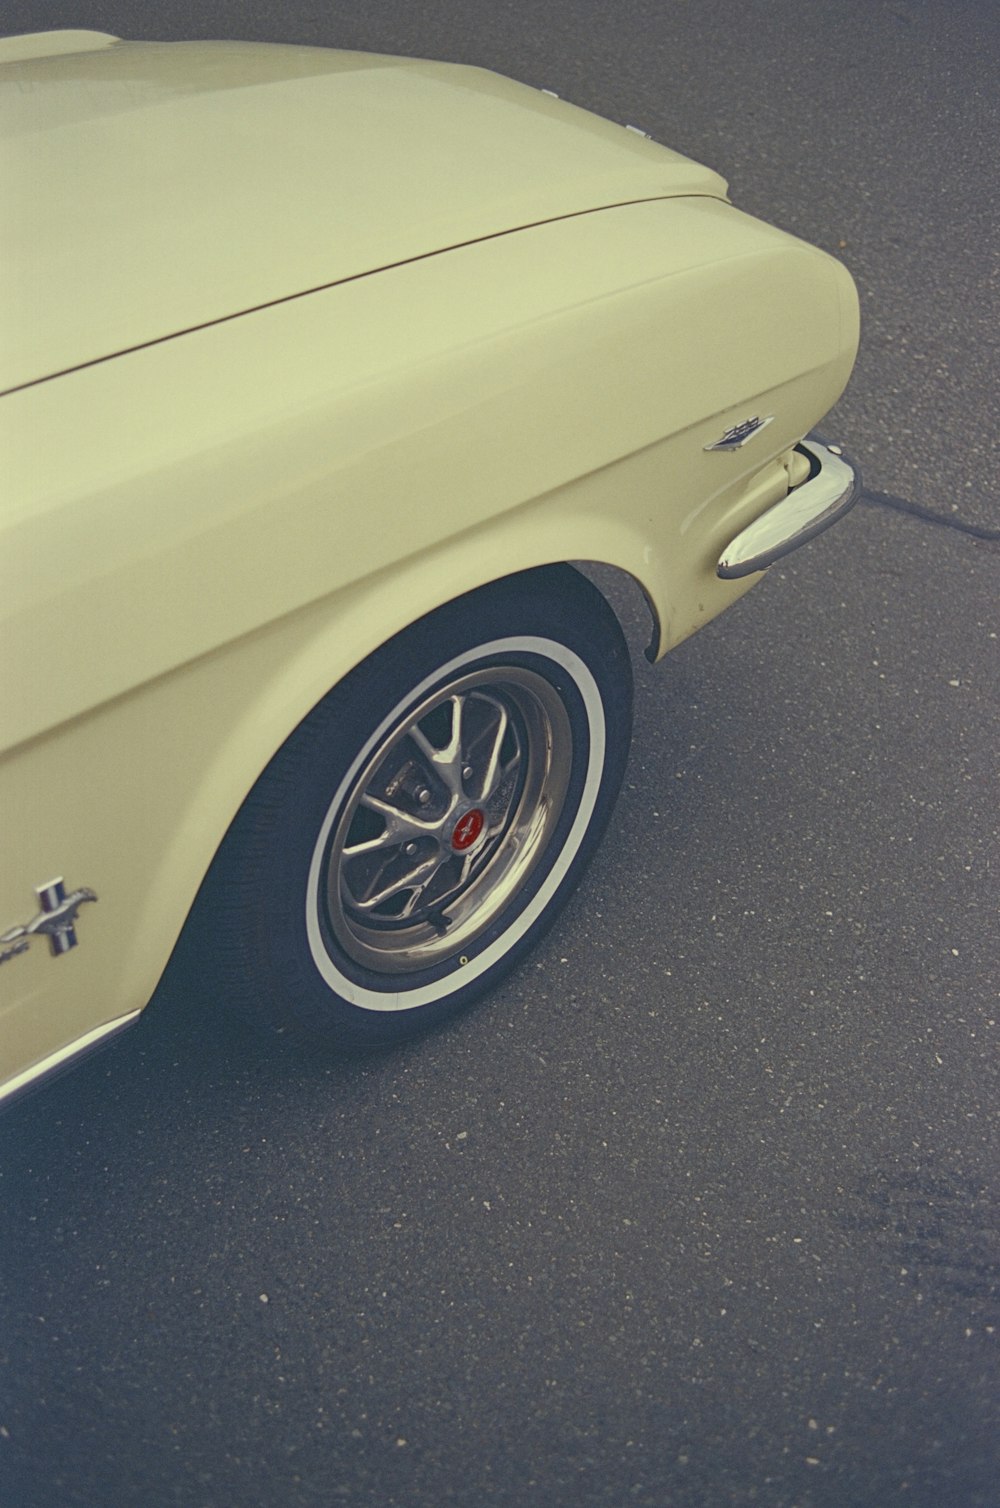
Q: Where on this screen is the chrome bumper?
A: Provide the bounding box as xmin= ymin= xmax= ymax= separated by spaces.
xmin=716 ymin=439 xmax=860 ymax=579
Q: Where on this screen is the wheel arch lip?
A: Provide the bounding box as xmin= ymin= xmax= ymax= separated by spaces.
xmin=99 ymin=535 xmax=644 ymax=1012
xmin=167 ymin=520 xmax=653 ymax=880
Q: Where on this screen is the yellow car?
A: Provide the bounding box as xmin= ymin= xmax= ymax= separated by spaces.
xmin=1 ymin=30 xmax=859 ymax=1101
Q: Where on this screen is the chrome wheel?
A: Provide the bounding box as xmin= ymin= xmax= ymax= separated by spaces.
xmin=321 ymin=666 xmax=573 ymax=973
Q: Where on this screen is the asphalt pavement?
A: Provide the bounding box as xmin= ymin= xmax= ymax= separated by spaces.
xmin=2 ymin=4 xmax=997 ymax=1507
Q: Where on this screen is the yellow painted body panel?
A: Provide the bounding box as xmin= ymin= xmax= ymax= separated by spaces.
xmin=1 ymin=34 xmax=725 ymax=393
xmin=0 ymin=39 xmax=858 ymax=1098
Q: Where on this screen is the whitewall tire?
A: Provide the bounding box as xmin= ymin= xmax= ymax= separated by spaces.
xmin=208 ymin=567 xmax=632 ymax=1046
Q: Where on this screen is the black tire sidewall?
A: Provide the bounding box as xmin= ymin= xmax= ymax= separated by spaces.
xmin=220 ymin=569 xmax=632 ymax=1044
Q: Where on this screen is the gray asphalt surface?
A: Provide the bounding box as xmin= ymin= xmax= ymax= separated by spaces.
xmin=2 ymin=4 xmax=998 ymax=1507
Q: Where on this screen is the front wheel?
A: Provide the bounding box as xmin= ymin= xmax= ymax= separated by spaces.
xmin=210 ymin=567 xmax=633 ymax=1046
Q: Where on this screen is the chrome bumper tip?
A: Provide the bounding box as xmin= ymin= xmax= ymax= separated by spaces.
xmin=716 ymin=438 xmax=861 ymax=580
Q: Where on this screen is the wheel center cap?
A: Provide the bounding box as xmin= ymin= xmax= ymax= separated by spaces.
xmin=451 ymin=808 xmax=486 ymax=852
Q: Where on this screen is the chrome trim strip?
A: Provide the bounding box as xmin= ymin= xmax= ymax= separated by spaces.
xmin=0 ymin=1010 xmax=141 ymax=1109
xmin=716 ymin=439 xmax=860 ymax=579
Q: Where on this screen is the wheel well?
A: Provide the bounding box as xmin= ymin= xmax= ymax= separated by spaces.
xmin=154 ymin=557 xmax=655 ymax=1011
xmin=569 ymin=561 xmax=661 ymax=662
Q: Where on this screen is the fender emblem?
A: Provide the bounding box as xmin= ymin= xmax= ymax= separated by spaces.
xmin=705 ymin=415 xmax=775 ymax=451
xmin=0 ymin=878 xmax=98 ymax=965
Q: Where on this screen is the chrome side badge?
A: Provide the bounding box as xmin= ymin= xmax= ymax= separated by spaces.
xmin=0 ymin=878 xmax=98 ymax=965
xmin=705 ymin=415 xmax=775 ymax=451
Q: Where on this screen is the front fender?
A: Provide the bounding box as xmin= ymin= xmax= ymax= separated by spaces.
xmin=0 ymin=195 xmax=856 ymax=1094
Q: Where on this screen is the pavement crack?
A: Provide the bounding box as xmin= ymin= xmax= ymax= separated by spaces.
xmin=862 ymin=488 xmax=1000 ymax=542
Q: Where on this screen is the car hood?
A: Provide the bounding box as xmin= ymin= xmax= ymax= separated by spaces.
xmin=1 ymin=32 xmax=727 ymax=394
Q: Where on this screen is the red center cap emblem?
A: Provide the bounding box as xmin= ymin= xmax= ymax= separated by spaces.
xmin=451 ymin=808 xmax=485 ymax=852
